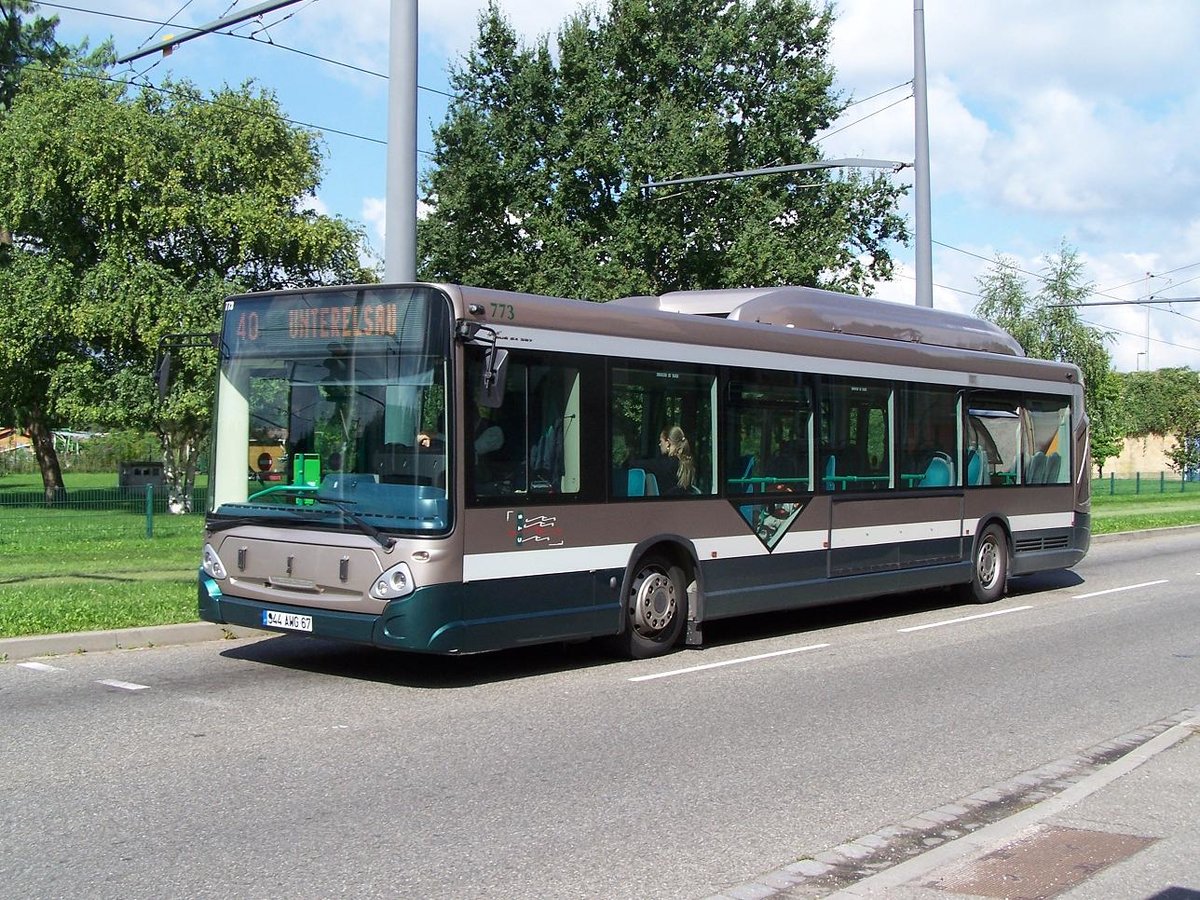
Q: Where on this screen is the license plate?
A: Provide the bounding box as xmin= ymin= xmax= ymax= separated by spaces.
xmin=263 ymin=609 xmax=313 ymax=632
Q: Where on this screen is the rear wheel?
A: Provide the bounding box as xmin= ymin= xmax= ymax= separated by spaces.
xmin=964 ymin=523 xmax=1008 ymax=604
xmin=616 ymin=554 xmax=687 ymax=659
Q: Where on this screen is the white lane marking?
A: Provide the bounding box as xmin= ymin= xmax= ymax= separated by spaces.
xmin=96 ymin=679 xmax=150 ymax=692
xmin=18 ymin=662 xmax=65 ymax=673
xmin=898 ymin=606 xmax=1033 ymax=633
xmin=629 ymin=643 xmax=830 ymax=683
xmin=1073 ymin=579 xmax=1168 ymax=600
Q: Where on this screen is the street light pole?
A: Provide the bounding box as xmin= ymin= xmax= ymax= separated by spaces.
xmin=385 ymin=0 xmax=418 ymax=283
xmin=913 ymin=0 xmax=933 ymax=308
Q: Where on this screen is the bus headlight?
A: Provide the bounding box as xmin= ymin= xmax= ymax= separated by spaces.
xmin=201 ymin=543 xmax=228 ymax=580
xmin=371 ymin=561 xmax=415 ymax=600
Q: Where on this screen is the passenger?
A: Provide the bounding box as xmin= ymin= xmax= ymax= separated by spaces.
xmin=657 ymin=425 xmax=696 ymax=494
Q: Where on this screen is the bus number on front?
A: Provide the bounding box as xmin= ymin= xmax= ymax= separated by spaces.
xmin=236 ymin=311 xmax=260 ymax=342
xmin=490 ymin=303 xmax=515 ymax=321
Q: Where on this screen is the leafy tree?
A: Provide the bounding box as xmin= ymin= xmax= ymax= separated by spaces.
xmin=0 ymin=0 xmax=70 ymax=111
xmin=975 ymin=242 xmax=1118 ymax=472
xmin=0 ymin=68 xmax=373 ymax=507
xmin=1121 ymin=367 xmax=1200 ymax=475
xmin=418 ymin=0 xmax=909 ymax=299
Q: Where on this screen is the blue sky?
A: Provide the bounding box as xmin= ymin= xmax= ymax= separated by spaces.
xmin=42 ymin=0 xmax=1200 ymax=371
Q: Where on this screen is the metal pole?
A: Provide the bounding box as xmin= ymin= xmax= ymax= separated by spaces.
xmin=385 ymin=0 xmax=418 ymax=283
xmin=913 ymin=0 xmax=933 ymax=308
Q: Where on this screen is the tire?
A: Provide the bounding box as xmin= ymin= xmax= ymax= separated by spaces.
xmin=964 ymin=523 xmax=1008 ymax=604
xmin=615 ymin=554 xmax=687 ymax=659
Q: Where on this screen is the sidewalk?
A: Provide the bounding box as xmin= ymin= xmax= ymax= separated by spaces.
xmin=0 ymin=621 xmax=264 ymax=661
xmin=709 ymin=708 xmax=1200 ymax=899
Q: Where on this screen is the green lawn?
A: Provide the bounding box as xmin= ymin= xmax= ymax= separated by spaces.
xmin=0 ymin=471 xmax=1196 ymax=640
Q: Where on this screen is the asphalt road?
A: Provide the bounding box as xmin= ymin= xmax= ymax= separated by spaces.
xmin=2 ymin=530 xmax=1198 ymax=899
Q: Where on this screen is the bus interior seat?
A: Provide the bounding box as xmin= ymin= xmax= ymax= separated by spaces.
xmin=918 ymin=456 xmax=953 ymax=488
xmin=1045 ymin=452 xmax=1062 ymax=484
xmin=626 ymin=468 xmax=660 ymax=497
xmin=966 ymin=447 xmax=984 ymax=485
xmin=627 ymin=468 xmax=646 ymax=497
xmin=1026 ymin=450 xmax=1047 ymax=484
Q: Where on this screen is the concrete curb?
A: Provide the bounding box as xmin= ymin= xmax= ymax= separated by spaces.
xmin=0 ymin=622 xmax=266 ymax=662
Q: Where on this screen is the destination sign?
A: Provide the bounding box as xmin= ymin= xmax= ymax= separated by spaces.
xmin=221 ymin=286 xmax=449 ymax=358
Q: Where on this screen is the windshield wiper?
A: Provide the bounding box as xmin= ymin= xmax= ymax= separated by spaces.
xmin=245 ymin=488 xmax=395 ymax=550
xmin=208 ymin=490 xmax=396 ymax=549
xmin=311 ymin=495 xmax=396 ymax=550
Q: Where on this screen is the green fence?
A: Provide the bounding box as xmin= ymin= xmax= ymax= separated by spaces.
xmin=0 ymin=485 xmax=207 ymax=540
xmin=1092 ymin=472 xmax=1200 ymax=496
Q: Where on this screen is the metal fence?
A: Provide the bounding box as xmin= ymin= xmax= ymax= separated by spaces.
xmin=1092 ymin=472 xmax=1200 ymax=496
xmin=0 ymin=485 xmax=207 ymax=540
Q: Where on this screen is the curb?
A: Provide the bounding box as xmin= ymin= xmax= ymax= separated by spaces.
xmin=0 ymin=622 xmax=265 ymax=662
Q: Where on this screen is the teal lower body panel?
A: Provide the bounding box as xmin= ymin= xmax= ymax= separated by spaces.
xmin=197 ymin=570 xmax=621 ymax=655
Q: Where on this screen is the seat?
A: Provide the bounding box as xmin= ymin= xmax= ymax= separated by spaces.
xmin=1026 ymin=451 xmax=1047 ymax=485
xmin=627 ymin=468 xmax=647 ymax=497
xmin=1044 ymin=452 xmax=1062 ymax=484
xmin=918 ymin=456 xmax=953 ymax=488
xmin=966 ymin=448 xmax=984 ymax=486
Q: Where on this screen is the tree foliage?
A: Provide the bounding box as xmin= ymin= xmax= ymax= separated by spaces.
xmin=0 ymin=0 xmax=70 ymax=111
xmin=975 ymin=242 xmax=1120 ymax=471
xmin=1119 ymin=367 xmax=1200 ymax=475
xmin=418 ymin=0 xmax=909 ymax=299
xmin=0 ymin=63 xmax=373 ymax=505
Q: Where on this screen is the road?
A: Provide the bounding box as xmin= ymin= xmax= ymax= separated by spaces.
xmin=2 ymin=530 xmax=1198 ymax=899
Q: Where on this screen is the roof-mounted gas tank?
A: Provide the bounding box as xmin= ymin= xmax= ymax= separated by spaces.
xmin=612 ymin=285 xmax=1024 ymax=356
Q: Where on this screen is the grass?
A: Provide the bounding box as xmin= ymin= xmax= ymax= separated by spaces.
xmin=0 ymin=471 xmax=206 ymax=638
xmin=0 ymin=471 xmax=1196 ymax=639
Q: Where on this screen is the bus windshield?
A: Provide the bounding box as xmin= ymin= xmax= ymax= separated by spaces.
xmin=208 ymin=285 xmax=453 ymax=536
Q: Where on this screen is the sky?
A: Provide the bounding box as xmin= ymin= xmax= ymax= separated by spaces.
xmin=39 ymin=0 xmax=1200 ymax=371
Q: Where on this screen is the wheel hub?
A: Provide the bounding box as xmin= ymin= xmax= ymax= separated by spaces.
xmin=632 ymin=570 xmax=676 ymax=635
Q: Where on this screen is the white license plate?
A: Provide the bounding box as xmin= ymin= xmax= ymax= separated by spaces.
xmin=263 ymin=609 xmax=313 ymax=632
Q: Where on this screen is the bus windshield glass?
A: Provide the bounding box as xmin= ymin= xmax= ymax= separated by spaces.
xmin=208 ymin=285 xmax=453 ymax=536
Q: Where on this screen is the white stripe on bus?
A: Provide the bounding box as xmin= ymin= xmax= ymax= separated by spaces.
xmin=463 ymin=514 xmax=1075 ymax=582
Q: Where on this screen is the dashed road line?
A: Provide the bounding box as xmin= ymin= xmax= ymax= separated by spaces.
xmin=897 ymin=606 xmax=1032 ymax=633
xmin=17 ymin=661 xmax=65 ymax=673
xmin=629 ymin=643 xmax=831 ymax=682
xmin=96 ymin=679 xmax=150 ymax=692
xmin=1073 ymin=579 xmax=1168 ymax=600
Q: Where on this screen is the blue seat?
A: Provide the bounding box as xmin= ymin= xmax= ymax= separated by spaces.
xmin=966 ymin=448 xmax=984 ymax=486
xmin=627 ymin=468 xmax=646 ymax=497
xmin=918 ymin=456 xmax=953 ymax=488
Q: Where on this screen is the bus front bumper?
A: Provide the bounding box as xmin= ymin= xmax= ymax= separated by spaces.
xmin=198 ymin=573 xmax=467 ymax=654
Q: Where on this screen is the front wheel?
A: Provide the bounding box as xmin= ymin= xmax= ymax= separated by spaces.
xmin=963 ymin=523 xmax=1008 ymax=604
xmin=615 ymin=555 xmax=687 ymax=659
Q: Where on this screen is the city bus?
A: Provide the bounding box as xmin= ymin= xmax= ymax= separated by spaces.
xmin=198 ymin=282 xmax=1090 ymax=658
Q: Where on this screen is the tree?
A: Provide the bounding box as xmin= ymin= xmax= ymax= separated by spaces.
xmin=1121 ymin=367 xmax=1200 ymax=476
xmin=0 ymin=67 xmax=374 ymax=507
xmin=975 ymin=242 xmax=1118 ymax=472
xmin=418 ymin=0 xmax=909 ymax=300
xmin=0 ymin=0 xmax=70 ymax=111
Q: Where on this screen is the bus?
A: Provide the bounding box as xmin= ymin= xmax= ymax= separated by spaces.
xmin=198 ymin=283 xmax=1090 ymax=658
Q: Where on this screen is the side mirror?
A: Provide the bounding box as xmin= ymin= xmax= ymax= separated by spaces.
xmin=477 ymin=347 xmax=509 ymax=409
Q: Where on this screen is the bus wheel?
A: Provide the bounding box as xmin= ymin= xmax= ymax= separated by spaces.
xmin=620 ymin=555 xmax=687 ymax=659
xmin=965 ymin=524 xmax=1008 ymax=604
